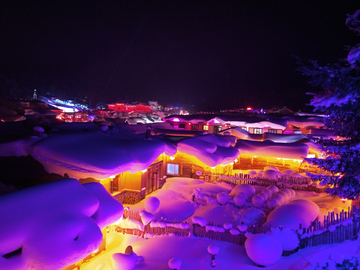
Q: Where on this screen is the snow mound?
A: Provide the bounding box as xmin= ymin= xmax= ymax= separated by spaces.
xmin=140 ymin=210 xmax=155 ymax=226
xmin=144 ymin=196 xmax=160 ymax=213
xmin=217 ymin=192 xmax=229 ymax=205
xmin=192 ymin=216 xmax=207 ymax=227
xmin=112 ymin=253 xmax=137 ymax=270
xmin=168 ymin=258 xmax=182 ymax=270
xmin=234 ymin=195 xmax=246 ymax=207
xmin=83 ymin=182 xmax=124 ymax=229
xmin=263 ymin=199 xmax=320 ymax=230
xmin=239 ymin=207 xmax=266 ymax=226
xmin=245 ymin=234 xmax=283 ymax=266
xmin=233 ymin=184 xmax=256 ymax=198
xmin=207 ymin=245 xmax=220 ymax=255
xmin=263 ymin=169 xmax=282 ymax=180
xmin=189 ymin=179 xmax=205 ymax=185
xmin=252 ymin=195 xmax=265 ymax=208
xmin=0 ymin=179 xmax=103 ymax=270
xmin=267 ymin=227 xmax=299 ymax=251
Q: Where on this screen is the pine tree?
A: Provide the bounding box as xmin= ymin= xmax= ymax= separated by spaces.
xmin=297 ymin=9 xmax=360 ymax=199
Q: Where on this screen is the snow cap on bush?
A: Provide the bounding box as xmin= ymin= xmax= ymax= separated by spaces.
xmin=144 ymin=196 xmax=160 ymax=213
xmin=192 ymin=216 xmax=207 ymax=227
xmin=252 ymin=195 xmax=265 ymax=208
xmin=245 ymin=234 xmax=283 ymax=266
xmin=267 ymin=227 xmax=299 ymax=251
xmin=168 ymin=258 xmax=182 ymax=270
xmin=112 ymin=253 xmax=137 ymax=270
xmin=234 ymin=194 xmax=246 ymax=207
xmin=217 ymin=192 xmax=228 ymax=205
xmin=233 ymin=184 xmax=256 ymax=198
xmin=207 ymin=245 xmax=220 ymax=255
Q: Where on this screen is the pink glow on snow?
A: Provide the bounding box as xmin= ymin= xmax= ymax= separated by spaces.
xmin=0 ymin=179 xmax=123 ymax=270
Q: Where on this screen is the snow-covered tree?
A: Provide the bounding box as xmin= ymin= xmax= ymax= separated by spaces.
xmin=297 ymin=9 xmax=360 ymax=199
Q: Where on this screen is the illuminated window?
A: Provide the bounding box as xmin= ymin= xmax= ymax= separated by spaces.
xmin=203 ymin=125 xmax=209 ymax=131
xmin=253 ymin=128 xmax=262 ymax=134
xmin=167 ymin=164 xmax=179 ymax=175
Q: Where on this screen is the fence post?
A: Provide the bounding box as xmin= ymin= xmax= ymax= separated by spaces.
xmin=353 ymin=207 xmax=358 ymax=240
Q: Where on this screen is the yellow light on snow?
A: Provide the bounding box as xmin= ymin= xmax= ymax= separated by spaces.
xmin=141 ymin=169 xmax=147 ymax=173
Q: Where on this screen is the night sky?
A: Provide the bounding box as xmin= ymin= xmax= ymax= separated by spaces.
xmin=0 ymin=1 xmax=359 ymax=112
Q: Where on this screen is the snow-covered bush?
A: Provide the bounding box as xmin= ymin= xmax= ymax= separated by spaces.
xmin=207 ymin=245 xmax=220 ymax=255
xmin=263 ymin=199 xmax=320 ymax=230
xmin=192 ymin=216 xmax=207 ymax=227
xmin=267 ymin=227 xmax=299 ymax=251
xmin=267 ymin=198 xmax=281 ymax=210
xmin=223 ymin=223 xmax=232 ymax=230
xmin=245 ymin=234 xmax=283 ymax=266
xmin=233 ymin=184 xmax=256 ymax=198
xmin=217 ymin=192 xmax=228 ymax=205
xmin=112 ymin=253 xmax=137 ymax=270
xmin=140 ymin=210 xmax=154 ymax=226
xmin=234 ymin=194 xmax=246 ymax=207
xmin=168 ymin=258 xmax=182 ymax=270
xmin=144 ymin=196 xmax=160 ymax=213
xmin=239 ymin=207 xmax=266 ymax=226
xmin=252 ymin=195 xmax=265 ymax=208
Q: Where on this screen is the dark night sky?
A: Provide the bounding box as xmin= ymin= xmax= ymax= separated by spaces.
xmin=0 ymin=1 xmax=359 ymax=112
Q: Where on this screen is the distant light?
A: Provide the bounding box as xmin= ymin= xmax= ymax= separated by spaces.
xmin=253 ymin=156 xmax=257 ymax=158
xmin=141 ymin=169 xmax=147 ymax=173
xmin=170 ymin=156 xmax=175 ymax=160
xmin=109 ymin=175 xmax=116 ymax=179
xmin=173 ymin=118 xmax=180 ymax=122
xmin=246 ymin=107 xmax=252 ymax=111
xmin=230 ymin=162 xmax=234 ymax=165
xmin=234 ymin=159 xmax=238 ymax=162
xmin=341 ymin=198 xmax=348 ymax=203
xmin=211 ymin=167 xmax=216 ymax=169
xmin=141 ymin=187 xmax=146 ymax=191
xmin=188 ymin=122 xmax=191 ymax=125
xmin=307 ymin=154 xmax=316 ymax=158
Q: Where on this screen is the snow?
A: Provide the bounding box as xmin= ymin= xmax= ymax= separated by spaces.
xmin=192 ymin=216 xmax=207 ymax=227
xmin=207 ymin=245 xmax=220 ymax=255
xmin=75 ymin=177 xmax=359 ymax=270
xmin=111 ymin=253 xmax=137 ymax=270
xmin=235 ymin=139 xmax=309 ymax=159
xmin=263 ymin=199 xmax=320 ymax=231
xmin=143 ymin=197 xmax=160 ymax=213
xmin=168 ymin=258 xmax=182 ymax=269
xmin=139 ymin=210 xmax=155 ymax=226
xmin=177 ymin=136 xmax=239 ymax=167
xmin=83 ymin=182 xmax=124 ymax=230
xmin=216 ymin=192 xmax=229 ymax=205
xmin=232 ymin=184 xmax=256 ymax=198
xmin=267 ymin=227 xmax=300 ymax=251
xmin=0 ymin=178 xmax=122 ymax=270
xmin=245 ymin=234 xmax=283 ymax=266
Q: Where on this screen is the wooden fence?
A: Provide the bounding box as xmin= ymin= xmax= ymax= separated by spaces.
xmin=116 ymin=205 xmax=360 ymax=258
xmin=116 ymin=209 xmax=190 ymax=237
xmin=213 ymin=175 xmax=326 ymax=193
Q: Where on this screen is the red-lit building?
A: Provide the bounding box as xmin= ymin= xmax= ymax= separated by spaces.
xmin=107 ymin=103 xmax=151 ymax=115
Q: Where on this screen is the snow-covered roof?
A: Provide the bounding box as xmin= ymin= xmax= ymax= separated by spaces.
xmin=235 ymin=139 xmax=309 ymax=159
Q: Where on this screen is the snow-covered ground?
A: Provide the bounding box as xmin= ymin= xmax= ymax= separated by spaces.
xmin=79 ymin=177 xmax=359 ymax=270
